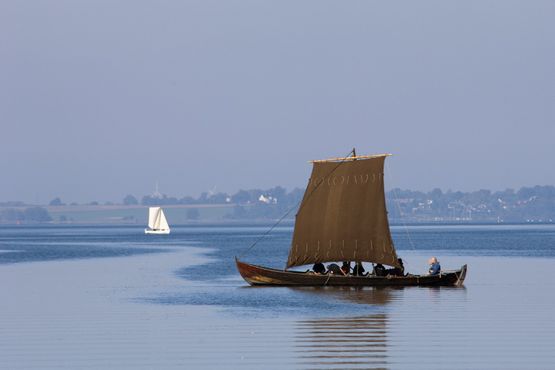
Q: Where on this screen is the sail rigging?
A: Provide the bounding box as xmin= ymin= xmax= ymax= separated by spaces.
xmin=287 ymin=154 xmax=400 ymax=268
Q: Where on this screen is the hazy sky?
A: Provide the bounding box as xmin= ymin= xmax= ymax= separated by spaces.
xmin=1 ymin=1 xmax=554 ymax=203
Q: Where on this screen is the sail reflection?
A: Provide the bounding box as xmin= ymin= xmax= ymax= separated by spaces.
xmin=292 ymin=285 xmax=393 ymax=305
xmin=293 ymin=287 xmax=391 ymax=370
xmin=295 ymin=314 xmax=389 ymax=370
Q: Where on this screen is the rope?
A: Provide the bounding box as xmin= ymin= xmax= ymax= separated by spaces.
xmin=237 ymin=149 xmax=355 ymax=259
xmin=236 ymin=202 xmax=298 ymax=258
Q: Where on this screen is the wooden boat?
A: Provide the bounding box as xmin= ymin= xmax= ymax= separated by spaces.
xmin=236 ymin=150 xmax=468 ymax=287
xmin=236 ymin=258 xmax=467 ymax=287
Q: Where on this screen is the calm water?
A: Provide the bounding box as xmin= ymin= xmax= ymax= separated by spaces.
xmin=1 ymin=224 xmax=555 ymax=369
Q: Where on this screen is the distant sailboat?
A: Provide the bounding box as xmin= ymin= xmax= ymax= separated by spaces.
xmin=145 ymin=207 xmax=170 ymax=234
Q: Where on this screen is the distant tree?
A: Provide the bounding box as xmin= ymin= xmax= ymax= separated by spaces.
xmin=179 ymin=196 xmax=196 ymax=205
xmin=430 ymin=188 xmax=443 ymax=199
xmin=23 ymin=207 xmax=52 ymax=222
xmin=123 ymin=195 xmax=139 ymax=205
xmin=267 ymin=186 xmax=287 ymax=201
xmin=208 ymin=192 xmax=228 ymax=204
xmin=231 ymin=190 xmax=251 ymax=204
xmin=186 ymin=208 xmax=200 ymax=220
xmin=141 ymin=194 xmax=179 ymax=205
xmin=164 ymin=196 xmax=179 ymax=205
xmin=230 ymin=205 xmax=248 ymax=219
xmin=49 ymin=197 xmax=64 ymax=206
xmin=198 ymin=192 xmax=209 ymax=203
xmin=88 ymin=201 xmax=99 ymax=206
xmin=141 ymin=195 xmax=155 ymax=205
xmin=0 ymin=201 xmax=25 ymax=207
xmin=286 ymin=188 xmax=304 ymax=205
xmin=1 ymin=208 xmax=24 ymax=222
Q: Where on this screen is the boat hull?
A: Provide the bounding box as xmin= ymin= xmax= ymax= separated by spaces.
xmin=144 ymin=228 xmax=170 ymax=235
xmin=236 ymin=259 xmax=467 ymax=287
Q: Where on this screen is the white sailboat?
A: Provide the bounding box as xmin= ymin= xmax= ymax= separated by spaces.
xmin=145 ymin=207 xmax=171 ymax=234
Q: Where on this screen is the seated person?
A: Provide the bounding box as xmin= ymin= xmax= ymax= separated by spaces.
xmin=353 ymin=262 xmax=366 ymax=276
xmin=327 ymin=263 xmax=343 ymax=275
xmin=373 ymin=263 xmax=386 ymax=277
xmin=340 ymin=261 xmax=351 ymax=275
xmin=428 ymin=257 xmax=441 ymax=275
xmin=312 ymin=262 xmax=326 ymax=274
xmin=386 ymin=258 xmax=405 ymax=276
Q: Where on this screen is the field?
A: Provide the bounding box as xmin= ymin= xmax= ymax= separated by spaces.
xmin=44 ymin=204 xmax=236 ymax=224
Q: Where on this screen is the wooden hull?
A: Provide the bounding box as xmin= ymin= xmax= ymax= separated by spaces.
xmin=236 ymin=258 xmax=467 ymax=287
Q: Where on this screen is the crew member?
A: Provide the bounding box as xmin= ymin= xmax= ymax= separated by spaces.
xmin=428 ymin=257 xmax=441 ymax=275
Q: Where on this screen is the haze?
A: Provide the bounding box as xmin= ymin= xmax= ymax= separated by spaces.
xmin=1 ymin=1 xmax=554 ymax=203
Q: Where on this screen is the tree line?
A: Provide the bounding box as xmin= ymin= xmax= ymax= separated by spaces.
xmin=2 ymin=185 xmax=554 ymax=223
xmin=125 ymin=185 xmax=555 ymax=222
xmin=0 ymin=207 xmax=52 ymax=223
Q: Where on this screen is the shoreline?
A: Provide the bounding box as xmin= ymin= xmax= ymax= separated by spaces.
xmin=2 ymin=220 xmax=555 ymax=227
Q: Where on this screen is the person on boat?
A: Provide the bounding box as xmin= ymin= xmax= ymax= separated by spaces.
xmin=386 ymin=258 xmax=405 ymax=276
xmin=428 ymin=257 xmax=441 ymax=275
xmin=327 ymin=263 xmax=343 ymax=275
xmin=341 ymin=261 xmax=351 ymax=275
xmin=353 ymin=262 xmax=366 ymax=276
xmin=373 ymin=263 xmax=386 ymax=277
xmin=312 ymin=262 xmax=326 ymax=274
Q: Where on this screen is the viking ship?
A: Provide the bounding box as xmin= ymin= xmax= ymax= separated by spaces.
xmin=236 ymin=151 xmax=467 ymax=286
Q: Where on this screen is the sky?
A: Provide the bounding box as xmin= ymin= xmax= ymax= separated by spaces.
xmin=1 ymin=1 xmax=554 ymax=203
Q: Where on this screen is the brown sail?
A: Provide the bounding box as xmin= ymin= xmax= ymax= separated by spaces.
xmin=286 ymin=154 xmax=400 ymax=269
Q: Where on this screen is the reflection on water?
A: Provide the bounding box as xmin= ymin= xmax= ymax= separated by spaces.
xmin=293 ymin=287 xmax=392 ymax=370
xmin=292 ymin=286 xmax=393 ymax=305
xmin=296 ymin=315 xmax=388 ymax=370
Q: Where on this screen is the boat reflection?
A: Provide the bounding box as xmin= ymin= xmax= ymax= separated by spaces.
xmin=292 ymin=285 xmax=393 ymax=305
xmin=293 ymin=287 xmax=391 ymax=370
xmin=295 ymin=314 xmax=389 ymax=370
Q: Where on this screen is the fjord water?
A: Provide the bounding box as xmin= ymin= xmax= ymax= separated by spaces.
xmin=1 ymin=225 xmax=555 ymax=369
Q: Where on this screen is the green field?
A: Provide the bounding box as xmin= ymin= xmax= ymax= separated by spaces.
xmin=45 ymin=204 xmax=236 ymax=224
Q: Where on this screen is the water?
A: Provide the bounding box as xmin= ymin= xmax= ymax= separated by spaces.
xmin=1 ymin=224 xmax=555 ymax=369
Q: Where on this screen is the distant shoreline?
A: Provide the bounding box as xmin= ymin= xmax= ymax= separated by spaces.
xmin=1 ymin=220 xmax=554 ymax=227
xmin=3 ymin=184 xmax=555 ymax=224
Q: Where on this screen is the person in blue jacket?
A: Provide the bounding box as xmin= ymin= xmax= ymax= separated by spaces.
xmin=428 ymin=257 xmax=441 ymax=275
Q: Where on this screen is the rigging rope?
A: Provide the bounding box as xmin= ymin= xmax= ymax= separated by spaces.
xmin=237 ymin=149 xmax=356 ymax=259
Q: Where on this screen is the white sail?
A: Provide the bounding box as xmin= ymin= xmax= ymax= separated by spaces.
xmin=158 ymin=209 xmax=170 ymax=230
xmin=148 ymin=207 xmax=160 ymax=229
xmin=145 ymin=207 xmax=170 ymax=234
